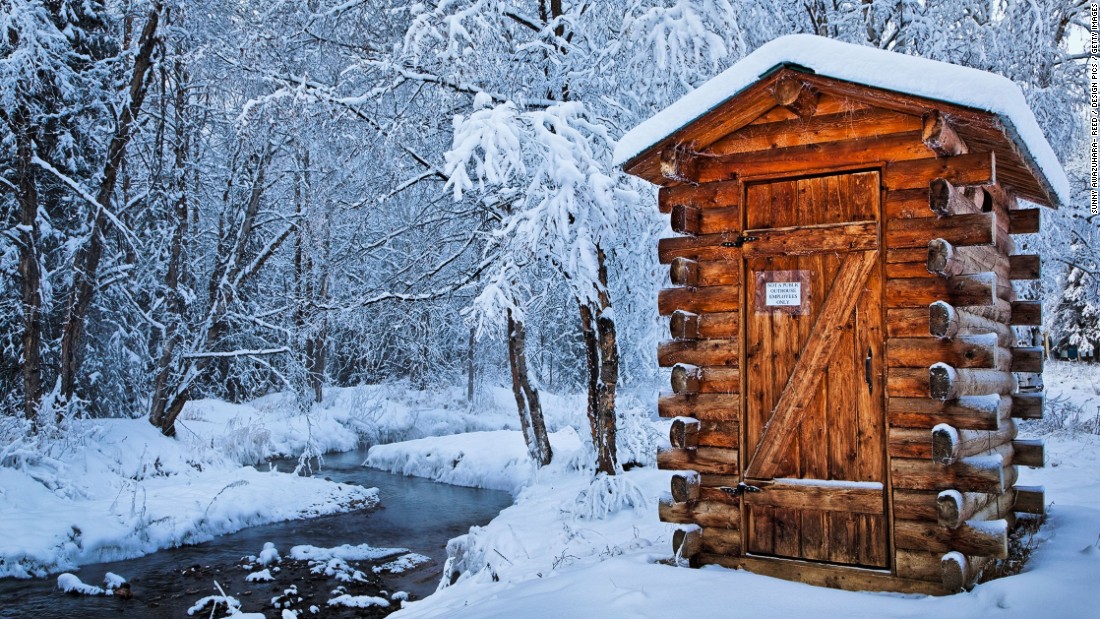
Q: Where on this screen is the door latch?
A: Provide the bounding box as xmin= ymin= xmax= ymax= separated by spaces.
xmin=719 ymin=482 xmax=762 ymax=497
xmin=865 ymin=347 xmax=873 ymax=394
xmin=721 ymin=235 xmax=759 ymax=248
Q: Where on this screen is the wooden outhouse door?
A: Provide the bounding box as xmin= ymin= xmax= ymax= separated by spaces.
xmin=741 ymin=170 xmax=888 ymax=568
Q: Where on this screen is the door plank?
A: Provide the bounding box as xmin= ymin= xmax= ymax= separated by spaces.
xmin=745 ymin=250 xmax=880 ymax=479
xmin=742 ymin=221 xmax=879 ymax=256
xmin=744 ymin=480 xmax=885 ymax=513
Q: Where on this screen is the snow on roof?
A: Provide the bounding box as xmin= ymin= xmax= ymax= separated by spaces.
xmin=615 ymin=34 xmax=1070 ymax=205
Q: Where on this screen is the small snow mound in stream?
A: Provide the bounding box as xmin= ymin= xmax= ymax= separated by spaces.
xmin=187 ymin=593 xmax=240 ymax=616
xmin=373 ymin=553 xmax=432 ymax=574
xmin=103 ymin=571 xmax=127 ymax=590
xmin=56 ymin=573 xmax=104 ymax=596
xmin=327 ymin=593 xmax=390 ymax=608
xmin=245 ymin=568 xmax=274 ymax=582
xmin=289 ymin=543 xmax=407 ymax=562
xmin=258 ymin=541 xmax=281 ymax=565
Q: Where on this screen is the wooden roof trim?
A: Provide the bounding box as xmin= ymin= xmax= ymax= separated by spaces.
xmin=621 ymin=70 xmax=787 ymax=184
xmin=623 ymin=68 xmax=1058 ymax=208
xmin=800 ymin=73 xmax=1057 ymax=208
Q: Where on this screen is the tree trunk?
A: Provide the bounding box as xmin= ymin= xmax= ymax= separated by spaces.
xmin=151 ymin=144 xmax=285 ymax=436
xmin=466 ymin=326 xmax=476 ymax=403
xmin=148 ymin=60 xmax=191 ymax=432
xmin=14 ymin=108 xmax=42 ymax=427
xmin=58 ymin=5 xmax=161 ymax=407
xmin=295 ymin=149 xmax=326 ymax=405
xmin=579 ymin=246 xmax=619 ymax=475
xmin=507 ymin=310 xmax=552 ymax=467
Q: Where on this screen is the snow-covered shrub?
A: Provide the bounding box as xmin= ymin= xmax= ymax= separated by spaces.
xmin=1023 ymin=393 xmax=1100 ymax=436
xmin=566 ymin=473 xmax=648 ymax=521
xmin=220 ymin=417 xmax=273 ymax=466
xmin=615 ymin=394 xmax=663 ymax=469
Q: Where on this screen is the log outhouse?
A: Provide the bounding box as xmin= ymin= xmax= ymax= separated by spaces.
xmin=615 ymin=35 xmax=1069 ymax=595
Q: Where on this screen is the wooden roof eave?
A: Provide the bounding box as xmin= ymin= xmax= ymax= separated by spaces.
xmin=621 ymin=70 xmax=788 ymax=186
xmin=622 ymin=68 xmax=1059 ymax=209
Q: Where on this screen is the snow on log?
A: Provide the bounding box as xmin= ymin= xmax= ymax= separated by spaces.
xmin=941 ymin=551 xmax=993 ymax=593
xmin=1014 ymin=485 xmax=1046 ymax=515
xmin=936 ymin=488 xmax=1016 ymax=529
xmin=926 ymin=239 xmax=1003 ymax=281
xmin=660 ymin=144 xmax=701 ymax=184
xmin=891 ymin=450 xmax=1011 ymax=493
xmin=671 ymin=365 xmax=739 ymax=395
xmin=1011 ymin=439 xmax=1045 ymax=468
xmin=658 ymin=493 xmax=739 ymax=528
xmin=671 ymin=364 xmax=702 ymax=395
xmin=670 ymin=310 xmax=699 ymax=340
xmin=929 ymin=301 xmax=1015 ymax=347
xmin=932 ymin=421 xmax=1018 ymax=465
xmin=894 ymin=518 xmax=1009 ymax=559
xmin=669 ymin=416 xmax=700 ymax=449
xmin=669 ymin=257 xmax=700 ymax=287
xmin=929 ymin=363 xmax=1017 ymax=400
xmin=671 ymin=472 xmax=701 ymax=503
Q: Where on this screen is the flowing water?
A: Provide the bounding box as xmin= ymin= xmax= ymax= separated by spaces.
xmin=0 ymin=447 xmax=512 ymax=618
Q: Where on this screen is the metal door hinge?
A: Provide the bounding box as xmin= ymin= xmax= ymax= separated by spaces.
xmin=719 ymin=482 xmax=762 ymax=497
xmin=721 ymin=235 xmax=759 ymax=248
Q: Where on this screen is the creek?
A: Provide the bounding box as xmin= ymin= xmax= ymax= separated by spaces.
xmin=0 ymin=447 xmax=512 ymax=618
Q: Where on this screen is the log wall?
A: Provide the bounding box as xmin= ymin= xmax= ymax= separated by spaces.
xmin=647 ymin=74 xmax=1047 ymax=596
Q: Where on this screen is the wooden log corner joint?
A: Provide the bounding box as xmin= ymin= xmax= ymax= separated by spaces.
xmin=621 ymin=35 xmax=1061 ymax=596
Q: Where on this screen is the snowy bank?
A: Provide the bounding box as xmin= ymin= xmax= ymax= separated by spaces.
xmin=365 ymin=428 xmax=586 ymax=495
xmin=0 ymin=416 xmax=377 ymax=579
xmin=179 ymin=384 xmax=529 ymax=464
xmin=0 ymin=382 xmax=584 ymax=580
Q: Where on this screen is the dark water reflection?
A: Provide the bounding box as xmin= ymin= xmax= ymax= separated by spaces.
xmin=0 ymin=447 xmax=512 ymax=618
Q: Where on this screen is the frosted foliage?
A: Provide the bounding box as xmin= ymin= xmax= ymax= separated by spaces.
xmin=1056 ymin=268 xmax=1100 ymax=356
xmin=624 ymin=0 xmax=740 ymax=79
xmin=404 ymin=0 xmax=493 ymax=63
xmin=615 ymin=397 xmax=662 ymax=468
xmin=446 ymin=99 xmax=638 ymax=312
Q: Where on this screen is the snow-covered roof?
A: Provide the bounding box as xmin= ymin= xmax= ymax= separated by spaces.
xmin=615 ymin=34 xmax=1069 ymax=206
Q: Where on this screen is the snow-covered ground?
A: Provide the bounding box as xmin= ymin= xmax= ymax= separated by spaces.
xmin=0 ymin=383 xmax=539 ymax=580
xmin=5 ymin=362 xmax=1097 ymax=618
xmin=377 ymin=361 xmax=1100 ymax=619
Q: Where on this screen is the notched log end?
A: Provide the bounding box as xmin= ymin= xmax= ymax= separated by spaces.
xmin=929 ymin=300 xmax=956 ymax=339
xmin=670 ymin=310 xmax=700 ymax=340
xmin=661 ymin=144 xmax=702 ymax=185
xmin=932 ymin=424 xmax=960 ymax=465
xmin=673 ymin=526 xmax=702 ymax=560
xmin=922 ymin=110 xmax=969 ymax=157
xmin=940 ymin=551 xmax=973 ymax=593
xmin=929 ymin=362 xmax=957 ymax=401
xmin=927 ymin=238 xmax=953 ymax=275
xmin=772 ymin=75 xmax=819 ymax=118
